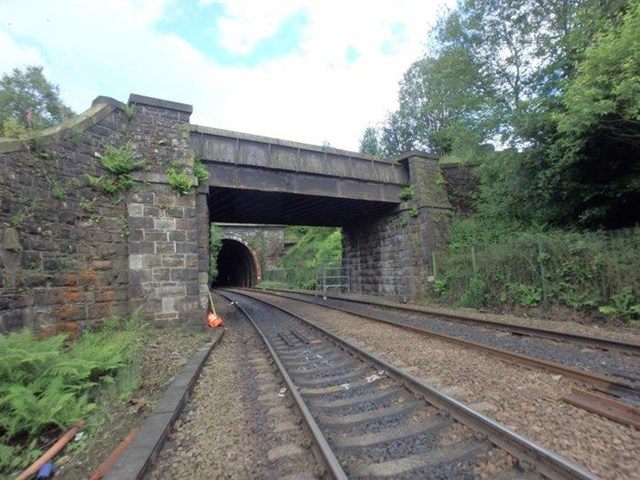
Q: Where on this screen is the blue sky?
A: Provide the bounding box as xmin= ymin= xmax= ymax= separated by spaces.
xmin=0 ymin=0 xmax=453 ymax=150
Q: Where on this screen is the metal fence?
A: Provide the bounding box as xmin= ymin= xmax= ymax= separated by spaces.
xmin=261 ymin=257 xmax=350 ymax=294
xmin=425 ymin=228 xmax=640 ymax=317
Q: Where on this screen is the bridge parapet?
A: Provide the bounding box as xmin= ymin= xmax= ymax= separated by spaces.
xmin=191 ymin=125 xmax=408 ymax=202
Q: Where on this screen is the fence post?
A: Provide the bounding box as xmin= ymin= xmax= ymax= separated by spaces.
xmin=432 ymin=252 xmax=438 ymax=278
xmin=537 ymin=237 xmax=549 ymax=310
xmin=471 ymin=246 xmax=477 ymax=275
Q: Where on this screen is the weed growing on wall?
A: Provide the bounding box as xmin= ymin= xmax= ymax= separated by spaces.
xmin=399 ymin=186 xmax=414 ymax=201
xmin=193 ymin=156 xmax=210 ymax=182
xmin=167 ymin=167 xmax=193 ymax=195
xmin=86 ymin=143 xmax=145 ymax=198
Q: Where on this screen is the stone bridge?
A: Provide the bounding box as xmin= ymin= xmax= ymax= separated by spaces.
xmin=0 ymin=94 xmax=455 ymax=331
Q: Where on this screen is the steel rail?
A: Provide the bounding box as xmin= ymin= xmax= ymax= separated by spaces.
xmin=251 ymin=288 xmax=638 ymax=394
xmin=225 ymin=288 xmax=598 ymax=480
xmin=216 ymin=290 xmax=348 ymax=480
xmin=260 ymin=288 xmax=640 ymax=354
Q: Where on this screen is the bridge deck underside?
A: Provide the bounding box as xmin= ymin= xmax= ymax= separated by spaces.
xmin=209 ymin=187 xmax=398 ymax=227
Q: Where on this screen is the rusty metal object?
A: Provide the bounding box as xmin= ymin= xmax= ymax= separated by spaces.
xmin=563 ymin=389 xmax=640 ymax=430
xmin=17 ymin=420 xmax=85 ymax=480
xmin=90 ymin=427 xmax=140 ymax=480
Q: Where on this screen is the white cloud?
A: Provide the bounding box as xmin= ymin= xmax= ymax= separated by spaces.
xmin=0 ymin=0 xmax=453 ymax=150
xmin=203 ymin=0 xmax=304 ymax=54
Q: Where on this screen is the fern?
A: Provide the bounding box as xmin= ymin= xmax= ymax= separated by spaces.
xmin=0 ymin=317 xmax=144 ymax=474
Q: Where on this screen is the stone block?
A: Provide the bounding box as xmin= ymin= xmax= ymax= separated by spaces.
xmin=162 ymin=255 xmax=184 ymax=268
xmin=128 ymin=203 xmax=144 ymax=217
xmin=168 ymin=231 xmax=186 ymax=242
xmin=162 ymin=297 xmax=175 ymax=313
xmin=145 ymin=231 xmax=168 ymax=242
xmin=176 ymin=242 xmax=197 ymax=254
xmin=129 ymin=242 xmax=155 ymax=255
xmin=129 ymin=254 xmax=144 ymax=270
xmin=185 ymin=254 xmax=198 ymax=268
xmin=154 ymin=218 xmax=176 ymax=231
xmin=153 ymin=268 xmax=171 ymax=282
xmin=155 ymin=242 xmax=176 ymax=254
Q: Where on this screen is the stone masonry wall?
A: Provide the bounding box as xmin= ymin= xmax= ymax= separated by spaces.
xmin=217 ymin=224 xmax=285 ymax=271
xmin=125 ymin=95 xmax=207 ymax=327
xmin=0 ymin=94 xmax=209 ymax=332
xmin=441 ymin=163 xmax=479 ymax=215
xmin=343 ymin=153 xmax=453 ymax=302
xmin=0 ymin=100 xmax=131 ymax=331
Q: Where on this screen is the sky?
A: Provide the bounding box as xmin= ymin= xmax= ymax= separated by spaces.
xmin=0 ymin=0 xmax=453 ymax=151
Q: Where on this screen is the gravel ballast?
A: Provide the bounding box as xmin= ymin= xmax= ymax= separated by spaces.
xmin=146 ymin=299 xmax=321 ymax=479
xmin=251 ymin=291 xmax=640 ymax=480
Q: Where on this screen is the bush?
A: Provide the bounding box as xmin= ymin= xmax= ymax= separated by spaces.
xmin=429 ymin=228 xmax=640 ymax=323
xmin=0 ymin=316 xmax=143 ymax=474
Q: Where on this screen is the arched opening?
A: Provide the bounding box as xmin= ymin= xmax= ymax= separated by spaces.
xmin=213 ymin=238 xmax=260 ymax=287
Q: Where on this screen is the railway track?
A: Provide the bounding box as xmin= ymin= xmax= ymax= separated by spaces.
xmin=219 ymin=288 xmax=598 ymax=479
xmin=250 ymin=288 xmax=640 ymax=404
xmin=270 ymin=289 xmax=640 ymax=355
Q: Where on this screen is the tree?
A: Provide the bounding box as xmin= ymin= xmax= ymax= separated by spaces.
xmin=545 ymin=0 xmax=640 ymax=228
xmin=0 ymin=66 xmax=74 ymax=136
xmin=359 ymin=126 xmax=380 ymax=156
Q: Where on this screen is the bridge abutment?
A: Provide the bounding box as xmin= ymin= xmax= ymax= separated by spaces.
xmin=125 ymin=95 xmax=208 ymax=326
xmin=343 ymin=153 xmax=453 ymax=302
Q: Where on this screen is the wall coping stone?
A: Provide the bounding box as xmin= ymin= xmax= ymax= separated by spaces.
xmin=394 ymin=151 xmax=440 ymax=163
xmin=128 ymin=94 xmax=193 ymax=115
xmin=0 ymin=102 xmax=116 ymax=154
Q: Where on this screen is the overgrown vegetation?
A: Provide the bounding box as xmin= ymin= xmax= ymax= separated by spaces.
xmin=355 ymin=0 xmax=640 ymax=322
xmin=166 ymin=167 xmax=193 ymax=195
xmin=209 ymin=224 xmax=223 ymax=285
xmin=0 ymin=315 xmax=144 ymax=474
xmin=261 ymin=226 xmax=342 ymax=289
xmin=426 ymin=229 xmax=640 ymax=324
xmin=361 ymin=0 xmax=639 ymax=232
xmin=193 ymin=156 xmax=210 ymax=182
xmin=86 ymin=143 xmax=146 ymax=198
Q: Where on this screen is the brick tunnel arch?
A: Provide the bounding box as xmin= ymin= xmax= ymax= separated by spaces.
xmin=213 ymin=235 xmax=262 ymax=287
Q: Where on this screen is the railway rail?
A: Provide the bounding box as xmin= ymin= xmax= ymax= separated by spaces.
xmin=250 ymin=288 xmax=640 ymax=404
xmin=282 ymin=289 xmax=640 ymax=355
xmin=219 ymin=288 xmax=599 ymax=479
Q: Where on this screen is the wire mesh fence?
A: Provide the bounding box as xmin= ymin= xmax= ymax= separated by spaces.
xmin=425 ymin=228 xmax=640 ymax=320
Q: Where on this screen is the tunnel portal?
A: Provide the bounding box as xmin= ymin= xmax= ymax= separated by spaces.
xmin=213 ymin=238 xmax=260 ymax=287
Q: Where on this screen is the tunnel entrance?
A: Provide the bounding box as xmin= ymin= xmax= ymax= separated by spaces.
xmin=213 ymin=238 xmax=260 ymax=287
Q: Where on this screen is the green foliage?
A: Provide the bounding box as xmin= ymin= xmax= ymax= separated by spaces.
xmin=1 ymin=117 xmax=26 ymax=137
xmin=121 ymin=103 xmax=135 ymax=121
xmin=9 ymin=212 xmax=23 ymax=228
xmin=262 ymin=227 xmax=342 ymax=289
xmin=359 ymin=126 xmax=380 ymax=156
xmin=0 ymin=317 xmax=143 ymax=474
xmin=166 ymin=168 xmax=193 ymax=195
xmin=457 ymin=276 xmax=487 ymax=308
xmin=209 ymin=224 xmax=223 ymax=284
xmin=408 ymin=206 xmax=419 ymax=218
xmin=598 ymin=288 xmax=640 ymax=324
xmin=431 ymin=228 xmax=640 ymax=323
xmin=0 ymin=65 xmax=74 ymax=134
xmin=52 ymin=186 xmax=66 ymax=199
xmin=193 ymin=156 xmax=210 ymax=182
xmin=86 ymin=143 xmax=144 ymax=197
xmin=399 ymin=186 xmax=414 ymax=201
xmin=101 ymin=143 xmax=145 ymax=175
xmin=364 ymin=0 xmax=636 ymax=231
